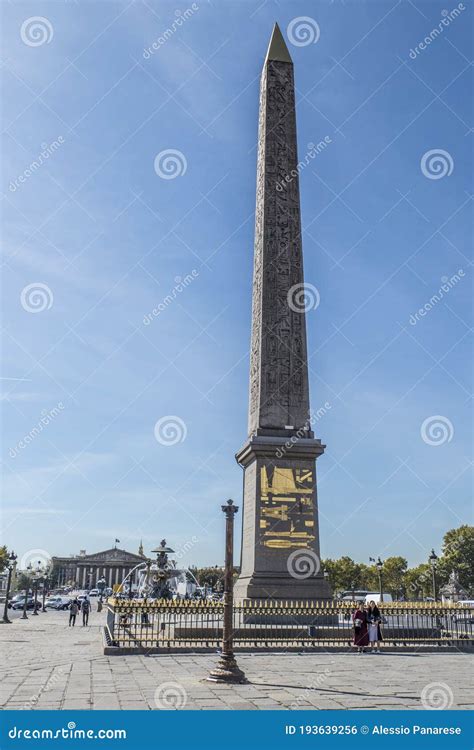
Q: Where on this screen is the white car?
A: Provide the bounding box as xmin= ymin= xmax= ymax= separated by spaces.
xmin=88 ymin=589 xmax=99 ymax=597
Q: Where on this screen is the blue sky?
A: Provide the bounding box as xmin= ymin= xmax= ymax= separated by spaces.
xmin=1 ymin=0 xmax=472 ymax=571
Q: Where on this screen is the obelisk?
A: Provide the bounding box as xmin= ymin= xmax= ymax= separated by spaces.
xmin=234 ymin=24 xmax=331 ymax=602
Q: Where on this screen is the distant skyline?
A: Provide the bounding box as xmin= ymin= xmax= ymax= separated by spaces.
xmin=1 ymin=1 xmax=472 ymax=570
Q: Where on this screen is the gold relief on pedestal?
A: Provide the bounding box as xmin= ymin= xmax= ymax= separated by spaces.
xmin=259 ymin=465 xmax=315 ymax=549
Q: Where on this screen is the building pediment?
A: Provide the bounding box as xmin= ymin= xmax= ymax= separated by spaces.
xmin=76 ymin=548 xmax=145 ymax=564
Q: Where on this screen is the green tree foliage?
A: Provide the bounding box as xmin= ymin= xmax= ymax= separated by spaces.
xmin=322 ymin=526 xmax=472 ymax=600
xmin=0 ymin=546 xmax=8 ymax=574
xmin=15 ymin=571 xmax=32 ymax=594
xmin=403 ymin=564 xmax=432 ymax=600
xmin=438 ymin=525 xmax=473 ymax=593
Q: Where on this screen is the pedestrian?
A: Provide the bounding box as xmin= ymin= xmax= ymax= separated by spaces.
xmin=82 ymin=596 xmax=90 ymax=626
xmin=69 ymin=599 xmax=78 ymax=627
xmin=352 ymin=601 xmax=369 ymax=653
xmin=367 ymin=600 xmax=383 ymax=653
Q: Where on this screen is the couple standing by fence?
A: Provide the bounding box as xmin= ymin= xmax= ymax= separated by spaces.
xmin=353 ymin=600 xmax=383 ymax=653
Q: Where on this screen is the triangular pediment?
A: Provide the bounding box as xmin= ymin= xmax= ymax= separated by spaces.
xmin=77 ymin=548 xmax=145 ymax=563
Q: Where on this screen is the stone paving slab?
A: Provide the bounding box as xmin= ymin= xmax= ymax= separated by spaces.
xmin=0 ymin=610 xmax=472 ymax=711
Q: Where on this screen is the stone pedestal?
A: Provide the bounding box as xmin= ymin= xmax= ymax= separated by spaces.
xmin=234 ymin=435 xmax=331 ymax=602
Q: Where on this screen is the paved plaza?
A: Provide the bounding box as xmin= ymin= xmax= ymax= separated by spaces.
xmin=0 ymin=610 xmax=472 ymax=711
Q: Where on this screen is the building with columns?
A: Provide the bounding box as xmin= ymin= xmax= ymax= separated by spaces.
xmin=51 ymin=546 xmax=146 ymax=589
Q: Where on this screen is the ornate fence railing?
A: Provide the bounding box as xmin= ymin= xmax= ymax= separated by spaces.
xmin=104 ymin=599 xmax=474 ymax=651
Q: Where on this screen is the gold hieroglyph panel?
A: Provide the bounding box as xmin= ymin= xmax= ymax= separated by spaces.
xmin=259 ymin=466 xmax=315 ymax=550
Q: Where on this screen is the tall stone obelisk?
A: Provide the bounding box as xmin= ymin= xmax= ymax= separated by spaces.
xmin=234 ymin=24 xmax=331 ymax=602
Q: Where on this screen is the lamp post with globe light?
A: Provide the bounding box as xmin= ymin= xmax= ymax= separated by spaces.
xmin=429 ymin=549 xmax=438 ymax=601
xmin=2 ymin=551 xmax=17 ymax=624
xmin=32 ymin=562 xmax=42 ymax=615
xmin=21 ymin=564 xmax=32 ymax=620
xmin=207 ymin=500 xmax=246 ymax=684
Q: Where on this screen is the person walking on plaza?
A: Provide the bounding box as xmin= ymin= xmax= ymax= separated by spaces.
xmin=352 ymin=601 xmax=369 ymax=653
xmin=69 ymin=599 xmax=78 ymax=627
xmin=82 ymin=596 xmax=90 ymax=627
xmin=367 ymin=600 xmax=383 ymax=653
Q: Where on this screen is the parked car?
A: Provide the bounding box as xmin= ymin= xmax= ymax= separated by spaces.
xmin=45 ymin=596 xmax=71 ymax=610
xmin=88 ymin=589 xmax=99 ymax=597
xmin=10 ymin=598 xmax=40 ymax=611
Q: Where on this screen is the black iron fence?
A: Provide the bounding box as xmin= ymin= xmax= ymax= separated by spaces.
xmin=105 ymin=599 xmax=474 ymax=651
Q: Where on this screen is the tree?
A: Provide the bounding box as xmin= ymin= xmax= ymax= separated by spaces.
xmin=380 ymin=557 xmax=408 ymax=598
xmin=438 ymin=525 xmax=474 ymax=594
xmin=323 ymin=557 xmax=365 ymax=594
xmin=404 ymin=564 xmax=432 ymax=600
xmin=0 ymin=546 xmax=8 ymax=574
xmin=15 ymin=571 xmax=32 ymax=594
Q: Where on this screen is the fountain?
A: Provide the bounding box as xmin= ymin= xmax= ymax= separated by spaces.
xmin=116 ymin=540 xmax=201 ymax=600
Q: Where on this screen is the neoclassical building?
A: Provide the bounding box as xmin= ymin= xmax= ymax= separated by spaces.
xmin=51 ymin=546 xmax=146 ymax=589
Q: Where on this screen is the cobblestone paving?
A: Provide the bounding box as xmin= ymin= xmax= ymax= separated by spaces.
xmin=1 ymin=610 xmax=472 ymax=710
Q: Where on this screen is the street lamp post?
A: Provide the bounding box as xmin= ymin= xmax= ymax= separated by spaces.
xmin=32 ymin=563 xmax=42 ymax=615
xmin=207 ymin=499 xmax=246 ymax=684
xmin=2 ymin=551 xmax=17 ymax=624
xmin=41 ymin=575 xmax=49 ymax=612
xmin=21 ymin=565 xmax=32 ymax=620
xmin=429 ymin=549 xmax=438 ymax=601
xmin=128 ymin=573 xmax=134 ymax=600
xmin=370 ymin=557 xmax=384 ymax=602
